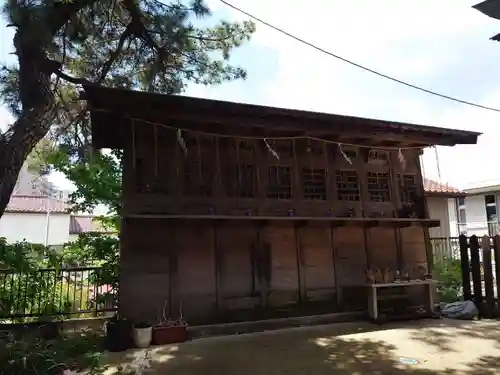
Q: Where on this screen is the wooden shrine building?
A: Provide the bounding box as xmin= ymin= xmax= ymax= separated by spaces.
xmin=83 ymin=85 xmax=480 ymax=324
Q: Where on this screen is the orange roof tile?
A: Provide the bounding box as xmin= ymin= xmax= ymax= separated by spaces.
xmin=423 ymin=178 xmax=464 ymax=196
xmin=6 ymin=195 xmax=70 ymax=213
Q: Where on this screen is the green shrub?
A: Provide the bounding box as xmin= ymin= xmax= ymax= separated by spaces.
xmin=0 ymin=330 xmax=105 ymax=375
xmin=433 ymin=258 xmax=463 ymax=303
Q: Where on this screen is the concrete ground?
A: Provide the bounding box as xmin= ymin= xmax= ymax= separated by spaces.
xmin=104 ymin=319 xmax=500 ymax=375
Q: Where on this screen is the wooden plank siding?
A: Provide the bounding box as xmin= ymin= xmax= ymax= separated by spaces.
xmin=115 ymin=125 xmax=438 ymax=324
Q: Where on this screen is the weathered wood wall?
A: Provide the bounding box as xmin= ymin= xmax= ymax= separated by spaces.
xmin=118 ymin=121 xmax=433 ymax=323
xmin=121 ymin=123 xmax=427 ymax=219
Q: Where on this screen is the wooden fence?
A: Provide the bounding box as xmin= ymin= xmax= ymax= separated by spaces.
xmin=459 ymin=234 xmax=500 ymax=318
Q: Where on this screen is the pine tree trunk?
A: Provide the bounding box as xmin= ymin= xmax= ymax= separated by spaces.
xmin=0 ymin=120 xmax=50 ymax=219
xmin=0 ymin=31 xmax=55 ymax=219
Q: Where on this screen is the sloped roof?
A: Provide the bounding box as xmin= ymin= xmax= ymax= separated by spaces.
xmin=6 ymin=195 xmax=70 ymax=213
xmin=83 ymin=85 xmax=481 ymax=150
xmin=423 ymin=179 xmax=464 ymax=196
xmin=69 ymin=215 xmax=113 ymax=234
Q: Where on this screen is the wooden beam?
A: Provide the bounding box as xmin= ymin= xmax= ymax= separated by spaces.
xmin=91 ymin=106 xmax=471 ymax=150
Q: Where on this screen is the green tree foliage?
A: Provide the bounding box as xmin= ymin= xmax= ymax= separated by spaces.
xmin=0 ymin=237 xmax=72 ymax=321
xmin=0 ymin=0 xmax=255 ymax=219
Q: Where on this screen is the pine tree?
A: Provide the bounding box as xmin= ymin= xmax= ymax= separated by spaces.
xmin=0 ymin=0 xmax=255 ymax=217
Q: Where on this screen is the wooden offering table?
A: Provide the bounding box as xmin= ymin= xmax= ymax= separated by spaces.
xmin=367 ymin=279 xmax=438 ymax=322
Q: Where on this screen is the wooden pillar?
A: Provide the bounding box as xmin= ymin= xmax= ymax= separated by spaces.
xmin=459 ymin=234 xmax=472 ymax=301
xmin=213 ymin=222 xmax=222 ymax=313
xmin=415 ymin=151 xmax=434 ymax=273
xmin=294 ymin=222 xmax=306 ymax=304
xmin=168 ymin=226 xmax=180 ymax=318
xmin=481 ymin=235 xmax=495 ymax=318
xmin=469 ymin=235 xmax=483 ymax=313
xmin=254 ymin=221 xmax=270 ymax=309
xmin=329 ymin=224 xmax=341 ymax=307
xmin=390 ymin=150 xmax=404 ymax=269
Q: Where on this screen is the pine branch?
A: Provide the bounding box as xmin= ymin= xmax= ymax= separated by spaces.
xmin=98 ymin=23 xmax=135 ymax=83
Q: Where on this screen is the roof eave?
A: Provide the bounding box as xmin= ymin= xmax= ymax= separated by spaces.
xmin=83 ymin=85 xmax=481 ymax=150
xmin=473 ymin=0 xmax=500 ymax=20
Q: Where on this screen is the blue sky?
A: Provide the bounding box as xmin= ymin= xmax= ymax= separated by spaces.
xmin=2 ymin=0 xmax=500 ymax=192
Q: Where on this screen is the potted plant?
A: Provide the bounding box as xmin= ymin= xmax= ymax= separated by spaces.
xmin=105 ymin=314 xmax=133 ymax=352
xmin=152 ymin=300 xmax=188 ymax=345
xmin=133 ymin=321 xmax=153 ymax=348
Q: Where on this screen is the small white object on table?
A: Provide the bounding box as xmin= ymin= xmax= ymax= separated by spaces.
xmin=366 ymin=279 xmax=438 ymax=320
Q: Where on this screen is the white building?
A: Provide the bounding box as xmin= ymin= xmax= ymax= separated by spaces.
xmin=423 ymin=179 xmax=463 ymax=239
xmin=460 ymin=180 xmax=500 ymax=237
xmin=0 ymin=167 xmax=112 ymax=245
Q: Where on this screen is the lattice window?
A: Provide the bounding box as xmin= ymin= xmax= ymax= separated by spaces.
xmin=336 ymin=171 xmax=360 ymax=201
xmin=398 ymin=174 xmax=418 ymax=203
xmin=183 ymin=161 xmax=214 ymax=197
xmin=273 ymin=140 xmax=293 ymax=158
xmin=307 ymin=140 xmax=324 ymax=156
xmin=267 ymin=166 xmax=292 ymax=199
xmin=367 ymin=172 xmax=390 ymax=202
xmin=224 ymin=164 xmax=256 ymax=198
xmin=368 ymin=149 xmax=389 ymax=165
xmin=302 ymin=168 xmax=326 ymax=200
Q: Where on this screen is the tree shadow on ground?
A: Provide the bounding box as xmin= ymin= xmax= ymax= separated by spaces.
xmin=105 ymin=320 xmax=500 ymax=375
xmin=409 ymin=318 xmax=500 ymax=352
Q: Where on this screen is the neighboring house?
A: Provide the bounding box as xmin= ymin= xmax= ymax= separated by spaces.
xmin=1 ymin=195 xmax=72 ymax=245
xmin=423 ymin=179 xmax=464 ymax=239
xmin=13 ymin=165 xmax=70 ymax=200
xmin=68 ymin=214 xmax=114 ymax=242
xmin=0 ymin=168 xmax=112 ymax=245
xmin=461 ymin=180 xmax=500 ymax=237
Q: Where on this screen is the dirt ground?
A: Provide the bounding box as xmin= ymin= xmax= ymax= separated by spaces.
xmin=104 ymin=318 xmax=500 ymax=375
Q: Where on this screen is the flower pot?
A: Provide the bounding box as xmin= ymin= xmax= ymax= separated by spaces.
xmin=133 ymin=326 xmax=153 ymax=348
xmin=105 ymin=319 xmax=133 ymax=352
xmin=152 ymin=324 xmax=188 ymax=345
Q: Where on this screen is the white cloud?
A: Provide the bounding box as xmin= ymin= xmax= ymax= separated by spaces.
xmin=3 ymin=0 xmax=499 ymax=192
xmin=207 ymin=0 xmax=500 ymax=189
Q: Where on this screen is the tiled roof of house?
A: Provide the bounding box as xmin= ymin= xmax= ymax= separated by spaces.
xmin=6 ymin=195 xmax=70 ymax=213
xmin=69 ymin=215 xmax=112 ymax=234
xmin=423 ymin=178 xmax=464 ymax=196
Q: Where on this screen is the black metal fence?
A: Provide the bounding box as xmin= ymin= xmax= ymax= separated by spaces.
xmin=0 ymin=267 xmax=117 ymax=321
xmin=0 ymin=237 xmax=479 ymax=321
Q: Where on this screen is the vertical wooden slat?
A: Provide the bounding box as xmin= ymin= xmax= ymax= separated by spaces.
xmin=213 ymin=222 xmax=222 ymax=313
xmin=294 ymin=222 xmax=306 ymax=304
xmin=469 ymin=235 xmax=483 ymax=314
xmin=358 ymin=147 xmax=369 ymax=217
xmin=131 ymin=120 xmax=136 ymax=169
xmin=389 ymin=150 xmax=404 ymax=270
xmin=323 ymin=142 xmax=330 ymax=202
xmin=459 ymin=234 xmax=472 ymax=301
xmin=174 ymin=128 xmax=181 ymax=199
xmin=481 ymin=235 xmax=494 ymax=318
xmin=329 ymin=225 xmax=341 ymax=307
xmin=215 ymin=136 xmax=222 ymax=208
xmin=292 ymin=139 xmax=301 ymax=210
xmin=363 ymin=227 xmax=371 ymax=269
xmin=168 ymin=227 xmax=179 ymax=318
xmin=415 ymin=151 xmax=434 ymax=273
xmin=493 ymin=235 xmax=500 ymax=316
xmin=153 ymin=125 xmax=158 ymax=177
